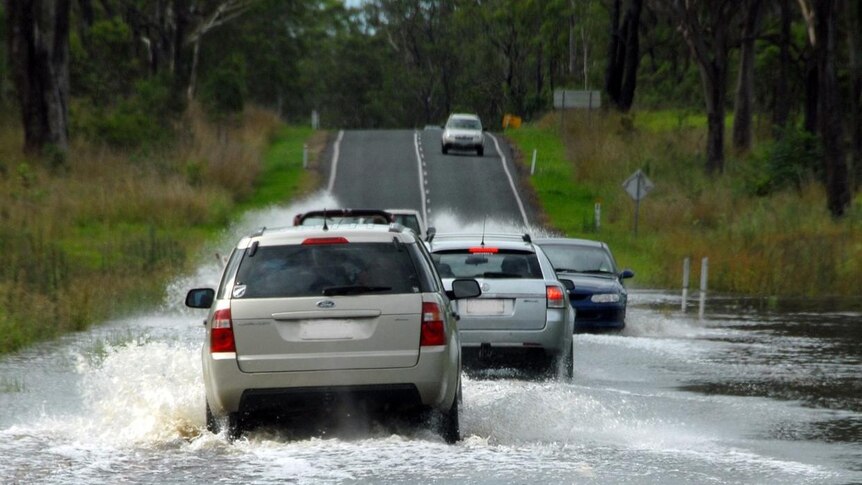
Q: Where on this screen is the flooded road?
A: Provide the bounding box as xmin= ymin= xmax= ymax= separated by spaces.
xmin=1 ymin=198 xmax=860 ymax=484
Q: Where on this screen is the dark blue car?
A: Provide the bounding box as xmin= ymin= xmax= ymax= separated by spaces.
xmin=534 ymin=238 xmax=634 ymax=332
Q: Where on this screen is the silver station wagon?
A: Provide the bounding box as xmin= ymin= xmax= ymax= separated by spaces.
xmin=427 ymin=233 xmax=575 ymax=379
xmin=186 ymin=223 xmax=480 ymax=442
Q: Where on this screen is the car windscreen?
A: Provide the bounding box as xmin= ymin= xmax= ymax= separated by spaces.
xmin=233 ymin=242 xmax=423 ymax=298
xmin=447 ymin=119 xmax=481 ymax=130
xmin=299 ymin=215 xmax=389 ymax=226
xmin=392 ymin=214 xmax=422 ymax=235
xmin=539 ymin=244 xmax=616 ymax=274
xmin=431 ymin=249 xmax=542 ymax=279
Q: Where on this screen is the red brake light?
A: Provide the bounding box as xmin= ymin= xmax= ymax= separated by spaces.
xmin=420 ymin=302 xmax=446 ymax=346
xmin=469 ymin=247 xmax=498 ymax=253
xmin=302 ymin=237 xmax=349 ymax=245
xmin=210 ymin=308 xmax=236 ymax=353
xmin=546 ymin=285 xmax=565 ymax=308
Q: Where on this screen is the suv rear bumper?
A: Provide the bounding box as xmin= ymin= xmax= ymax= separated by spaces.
xmin=239 ymin=384 xmax=423 ymax=417
xmin=458 ymin=308 xmax=572 ymax=354
xmin=204 ymin=345 xmax=458 ymax=417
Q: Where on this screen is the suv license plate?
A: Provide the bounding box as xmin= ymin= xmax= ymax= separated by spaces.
xmin=464 ymin=299 xmax=507 ymax=315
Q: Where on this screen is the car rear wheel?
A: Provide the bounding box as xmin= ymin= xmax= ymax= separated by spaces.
xmin=206 ymin=400 xmax=243 ymax=440
xmin=437 ymin=390 xmax=461 ymax=444
xmin=442 ymin=144 xmax=449 ymax=154
xmin=205 ymin=401 xmax=218 ymax=434
xmin=557 ymin=343 xmax=574 ymax=382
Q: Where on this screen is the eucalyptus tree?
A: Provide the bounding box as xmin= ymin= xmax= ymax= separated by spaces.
xmin=5 ymin=0 xmax=71 ymax=156
xmin=653 ymin=0 xmax=743 ymax=174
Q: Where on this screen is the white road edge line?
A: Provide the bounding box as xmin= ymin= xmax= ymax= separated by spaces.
xmin=413 ymin=131 xmax=429 ymax=226
xmin=327 ymin=130 xmax=345 ymax=193
xmin=488 ymin=133 xmax=529 ymax=227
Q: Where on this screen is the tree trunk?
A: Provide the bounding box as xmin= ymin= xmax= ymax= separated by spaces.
xmin=618 ymin=0 xmax=643 ymax=111
xmin=772 ymin=0 xmax=792 ymax=134
xmin=804 ymin=60 xmax=818 ymax=133
xmin=604 ymin=0 xmax=623 ymax=106
xmin=848 ymin=0 xmax=862 ymax=190
xmin=732 ymin=0 xmax=762 ymax=152
xmin=703 ymin=63 xmax=728 ymax=174
xmin=6 ymin=0 xmax=71 ymax=156
xmin=815 ymin=0 xmax=851 ymax=217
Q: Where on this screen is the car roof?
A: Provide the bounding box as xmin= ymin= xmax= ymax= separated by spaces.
xmin=533 ymin=237 xmax=609 ymax=250
xmin=385 ymin=208 xmax=422 ymax=216
xmin=429 ymin=232 xmax=536 ymax=252
xmin=235 ymin=224 xmax=418 ymax=249
xmin=447 ymin=113 xmax=480 ymax=120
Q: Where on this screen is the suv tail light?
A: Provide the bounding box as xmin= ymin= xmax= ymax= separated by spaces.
xmin=469 ymin=246 xmax=498 ymax=253
xmin=302 ymin=237 xmax=349 ymax=245
xmin=420 ymin=302 xmax=446 ymax=346
xmin=210 ymin=308 xmax=236 ymax=353
xmin=546 ymin=285 xmax=565 ymax=309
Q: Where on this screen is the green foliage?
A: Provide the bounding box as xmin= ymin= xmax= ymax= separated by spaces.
xmin=72 ymin=76 xmax=175 ymax=148
xmin=200 ymin=54 xmax=247 ymax=121
xmin=745 ymin=126 xmax=823 ymax=196
xmin=70 ymin=17 xmax=141 ymax=104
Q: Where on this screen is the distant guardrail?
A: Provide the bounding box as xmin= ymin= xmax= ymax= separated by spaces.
xmin=553 ymin=89 xmax=601 ymax=109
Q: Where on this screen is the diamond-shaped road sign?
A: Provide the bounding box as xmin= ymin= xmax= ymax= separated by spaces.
xmin=622 ymin=169 xmax=654 ymax=201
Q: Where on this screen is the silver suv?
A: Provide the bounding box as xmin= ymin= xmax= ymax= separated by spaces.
xmin=427 ymin=233 xmax=574 ymax=380
xmin=441 ymin=113 xmax=484 ymax=156
xmin=186 ymin=223 xmax=480 ymax=442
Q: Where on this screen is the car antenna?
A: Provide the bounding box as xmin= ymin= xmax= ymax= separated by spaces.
xmin=480 ymin=217 xmax=486 ymax=247
xmin=323 ymin=208 xmax=329 ymax=231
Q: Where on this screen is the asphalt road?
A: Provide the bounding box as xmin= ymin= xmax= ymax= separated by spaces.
xmin=324 ymin=128 xmax=535 ymax=228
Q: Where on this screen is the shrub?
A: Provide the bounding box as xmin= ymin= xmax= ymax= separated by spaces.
xmin=746 ymin=126 xmax=822 ymax=196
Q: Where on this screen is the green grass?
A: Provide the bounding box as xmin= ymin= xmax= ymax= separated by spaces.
xmin=0 ymin=108 xmax=324 ymax=354
xmin=505 ymin=123 xmax=597 ymax=234
xmin=237 ymin=125 xmax=318 ymax=210
xmin=505 ymin=110 xmax=861 ymax=296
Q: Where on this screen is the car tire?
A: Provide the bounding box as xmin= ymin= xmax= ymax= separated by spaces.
xmin=558 ymin=343 xmax=574 ymax=382
xmin=205 ymin=400 xmax=219 ymax=434
xmin=207 ymin=400 xmax=243 ymax=440
xmin=226 ymin=412 xmax=243 ymax=441
xmin=442 ymin=144 xmax=449 ymax=154
xmin=437 ymin=391 xmax=461 ymax=444
xmin=476 ymin=146 xmax=484 ymax=157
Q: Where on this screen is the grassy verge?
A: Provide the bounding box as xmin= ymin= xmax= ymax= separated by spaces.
xmin=506 ymin=111 xmax=862 ymax=297
xmin=0 ymin=107 xmax=323 ymax=353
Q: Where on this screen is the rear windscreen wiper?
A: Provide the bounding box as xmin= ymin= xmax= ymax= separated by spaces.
xmin=322 ymin=285 xmax=392 ymax=296
xmin=482 ymin=272 xmax=524 ymax=279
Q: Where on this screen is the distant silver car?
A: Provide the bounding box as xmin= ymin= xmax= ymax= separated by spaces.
xmin=427 ymin=233 xmax=574 ymax=379
xmin=186 ymin=224 xmax=481 ymax=442
xmin=385 ymin=208 xmax=429 ymax=240
xmin=441 ymin=113 xmax=484 ymax=156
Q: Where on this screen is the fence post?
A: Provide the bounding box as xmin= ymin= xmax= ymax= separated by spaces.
xmin=698 ymin=257 xmax=709 ymax=319
xmin=682 ymin=257 xmax=690 ymax=312
xmin=594 ymin=202 xmax=601 ymax=232
xmin=530 ymin=149 xmax=537 ymax=175
xmin=302 ymin=144 xmax=308 ymax=169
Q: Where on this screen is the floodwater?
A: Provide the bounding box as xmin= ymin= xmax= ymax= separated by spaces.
xmin=1 ymin=196 xmax=860 ymax=484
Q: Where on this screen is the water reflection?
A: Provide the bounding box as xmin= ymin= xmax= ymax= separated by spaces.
xmin=638 ymin=292 xmax=862 ymax=444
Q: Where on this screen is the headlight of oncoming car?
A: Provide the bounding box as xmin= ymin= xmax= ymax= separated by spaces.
xmin=591 ymin=293 xmax=621 ymax=303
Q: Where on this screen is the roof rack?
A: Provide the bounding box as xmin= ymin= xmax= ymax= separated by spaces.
xmin=432 ymin=232 xmax=533 ymax=242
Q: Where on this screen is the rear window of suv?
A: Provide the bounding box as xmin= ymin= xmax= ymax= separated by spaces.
xmin=233 ymin=242 xmax=424 ymax=298
xmin=432 ymin=249 xmax=542 ymax=279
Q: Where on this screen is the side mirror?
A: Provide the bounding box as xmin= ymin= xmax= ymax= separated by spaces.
xmin=620 ymin=269 xmax=635 ymax=280
xmin=186 ymin=288 xmax=215 ymax=308
xmin=425 ymin=226 xmax=436 ymax=242
xmin=448 ymin=278 xmax=481 ymax=299
xmin=559 ymin=278 xmax=575 ymax=291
